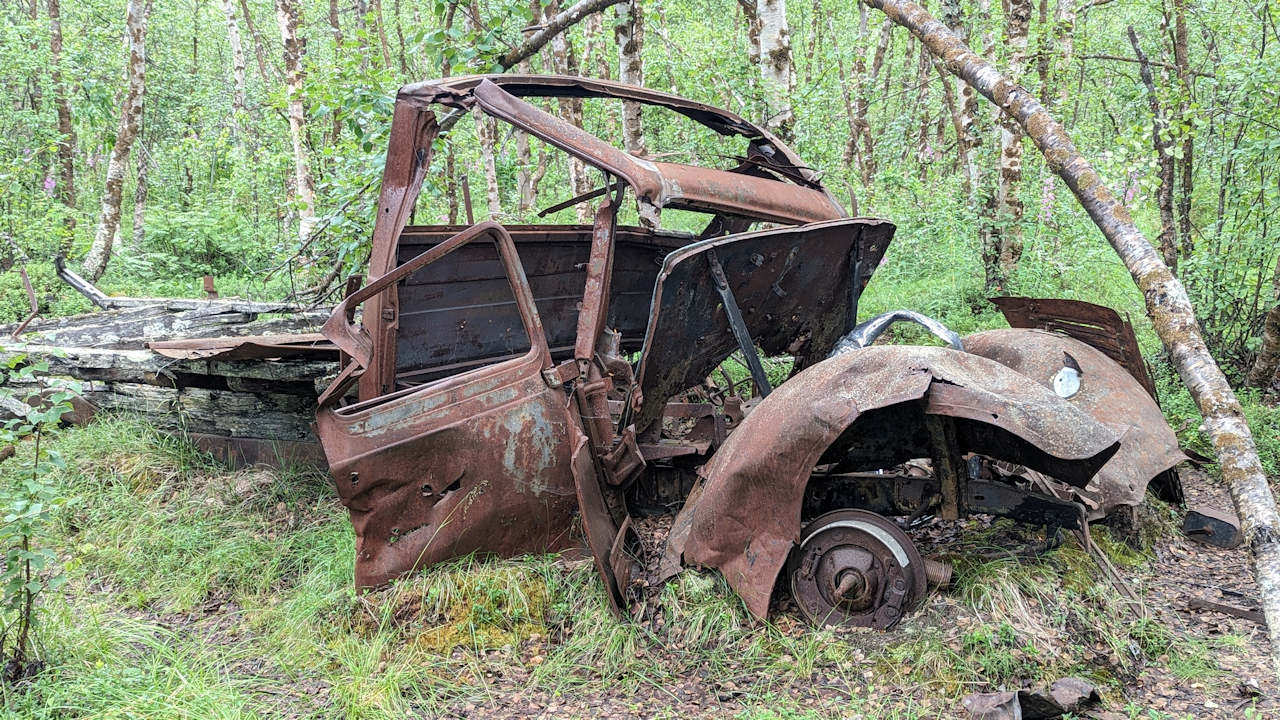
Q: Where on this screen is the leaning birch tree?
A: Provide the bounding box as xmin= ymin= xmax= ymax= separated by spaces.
xmin=857 ymin=0 xmax=1280 ymax=675
xmin=276 ymin=0 xmax=317 ymax=246
xmin=82 ymin=0 xmax=152 ymax=281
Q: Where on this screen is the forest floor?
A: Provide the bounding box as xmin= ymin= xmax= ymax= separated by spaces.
xmin=3 ymin=415 xmax=1277 ymax=719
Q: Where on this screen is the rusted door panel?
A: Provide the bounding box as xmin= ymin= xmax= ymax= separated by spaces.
xmin=570 ymin=431 xmax=629 ymax=615
xmin=317 ymin=358 xmax=579 ymax=587
xmin=633 ymin=218 xmax=895 ymax=433
xmin=316 ymin=222 xmax=582 ymax=588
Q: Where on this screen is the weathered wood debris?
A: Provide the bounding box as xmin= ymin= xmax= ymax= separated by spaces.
xmin=0 ymin=297 xmax=336 ymax=468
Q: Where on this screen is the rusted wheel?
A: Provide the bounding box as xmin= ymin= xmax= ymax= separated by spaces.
xmin=787 ymin=509 xmax=926 ymax=630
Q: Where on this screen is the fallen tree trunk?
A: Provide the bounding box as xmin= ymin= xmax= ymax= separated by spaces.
xmin=860 ymin=0 xmax=1280 ymax=675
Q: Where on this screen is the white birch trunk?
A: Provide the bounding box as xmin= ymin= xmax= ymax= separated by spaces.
xmin=615 ymin=0 xmax=646 ymax=156
xmin=219 ymin=0 xmax=249 ymax=125
xmin=475 ymin=109 xmax=503 ymax=220
xmin=861 ymin=0 xmax=1280 ymax=677
xmin=83 ymin=0 xmax=152 ymax=282
xmin=940 ymin=0 xmax=977 ymax=200
xmin=995 ymin=0 xmax=1030 ymax=279
xmin=275 ymin=0 xmax=317 ymax=246
xmin=544 ymin=0 xmax=594 ymax=222
xmin=756 ymin=0 xmax=795 ymax=137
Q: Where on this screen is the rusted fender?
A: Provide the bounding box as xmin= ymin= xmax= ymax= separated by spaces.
xmin=963 ymin=328 xmax=1186 ymax=518
xmin=665 ymin=345 xmax=1120 ymax=620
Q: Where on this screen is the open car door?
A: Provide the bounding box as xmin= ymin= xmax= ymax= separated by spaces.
xmin=315 ymin=222 xmax=582 ymax=588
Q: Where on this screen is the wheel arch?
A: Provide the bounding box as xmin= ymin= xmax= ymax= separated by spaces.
xmin=662 ymin=344 xmax=1121 ymax=620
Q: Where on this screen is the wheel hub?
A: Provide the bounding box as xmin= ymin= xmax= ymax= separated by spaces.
xmin=788 ymin=509 xmax=926 ymax=630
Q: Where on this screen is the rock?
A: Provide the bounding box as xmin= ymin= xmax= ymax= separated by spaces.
xmin=962 ymin=691 xmax=1022 ymax=719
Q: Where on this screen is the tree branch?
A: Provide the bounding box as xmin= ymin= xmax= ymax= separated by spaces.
xmin=1079 ymin=53 xmax=1213 ymax=78
xmin=498 ymin=0 xmax=627 ymax=69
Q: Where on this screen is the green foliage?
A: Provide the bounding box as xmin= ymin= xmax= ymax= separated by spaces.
xmin=0 ymin=355 xmax=81 ymax=686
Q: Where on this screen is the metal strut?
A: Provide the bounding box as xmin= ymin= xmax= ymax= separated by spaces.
xmin=706 ymin=248 xmax=772 ymax=397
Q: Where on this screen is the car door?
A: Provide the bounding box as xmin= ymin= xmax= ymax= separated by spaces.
xmin=315 ymin=222 xmax=583 ymax=588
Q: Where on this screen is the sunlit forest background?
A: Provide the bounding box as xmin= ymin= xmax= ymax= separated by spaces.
xmin=2 ymin=0 xmax=1277 ymax=387
xmin=4 ymin=1 xmax=1280 ymax=716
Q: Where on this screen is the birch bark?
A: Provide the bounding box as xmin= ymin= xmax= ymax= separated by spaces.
xmin=1128 ymin=26 xmax=1178 ymax=271
xmin=544 ymin=0 xmax=594 ymax=222
xmin=940 ymin=0 xmax=976 ymax=199
xmin=275 ymin=0 xmax=317 ymax=246
xmin=238 ymin=0 xmax=274 ymax=85
xmin=755 ymin=0 xmax=795 ymax=137
xmin=994 ymin=0 xmax=1030 ymax=282
xmin=82 ymin=0 xmax=152 ymax=281
xmin=615 ymin=0 xmax=646 ymax=156
xmin=48 ymin=0 xmax=76 ymax=241
xmin=860 ymin=0 xmax=1280 ymax=676
xmin=1249 ymin=302 xmax=1280 ymax=389
xmin=219 ymin=0 xmax=249 ymax=124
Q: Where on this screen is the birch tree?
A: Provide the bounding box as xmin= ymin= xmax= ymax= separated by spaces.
xmin=940 ymin=0 xmax=977 ymax=200
xmin=82 ymin=0 xmax=152 ymax=281
xmin=615 ymin=0 xmax=646 ymax=156
xmin=993 ymin=0 xmax=1030 ymax=284
xmin=276 ymin=0 xmax=317 ymax=246
xmin=238 ymin=0 xmax=274 ymax=85
xmin=858 ymin=0 xmax=1280 ymax=676
xmin=1128 ymin=26 xmax=1178 ymax=270
xmin=754 ymin=0 xmax=795 ymax=137
xmin=219 ymin=0 xmax=249 ymax=126
xmin=48 ymin=0 xmax=76 ymax=242
xmin=1249 ymin=302 xmax=1280 ymax=389
xmin=545 ymin=0 xmax=595 ymax=222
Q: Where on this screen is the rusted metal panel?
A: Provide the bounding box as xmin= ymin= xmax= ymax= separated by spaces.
xmin=1183 ymin=504 xmax=1243 ymax=548
xmin=633 ymin=218 xmax=894 ymax=434
xmin=391 ymin=224 xmax=683 ymax=385
xmin=470 ymin=80 xmax=845 ymax=224
xmin=316 ymin=222 xmax=585 ymax=588
xmin=316 ymin=354 xmax=579 ymax=587
xmin=148 ymin=333 xmax=335 ymax=360
xmin=991 ymin=296 xmax=1158 ymax=398
xmin=962 ymin=328 xmax=1186 ymax=518
xmin=667 ymin=345 xmax=1120 ymax=620
xmin=398 ymin=74 xmax=820 ymax=184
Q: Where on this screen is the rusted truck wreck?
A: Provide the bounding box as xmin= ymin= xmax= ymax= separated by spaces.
xmin=314 ymin=75 xmax=1186 ymax=629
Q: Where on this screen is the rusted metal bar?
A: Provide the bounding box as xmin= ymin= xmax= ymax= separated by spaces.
xmin=1188 ymin=597 xmax=1265 ymax=624
xmin=706 ymin=248 xmax=771 ymax=398
xmin=925 ymin=415 xmax=965 ymax=520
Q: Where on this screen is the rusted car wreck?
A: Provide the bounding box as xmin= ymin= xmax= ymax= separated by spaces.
xmin=314 ymin=75 xmax=1186 ymax=629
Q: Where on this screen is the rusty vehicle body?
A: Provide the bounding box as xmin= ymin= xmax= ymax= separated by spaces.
xmin=314 ymin=75 xmax=1185 ymax=628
